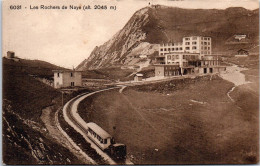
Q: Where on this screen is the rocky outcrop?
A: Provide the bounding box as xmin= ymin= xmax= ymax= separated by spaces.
xmin=77 ymin=7 xmax=152 ymax=70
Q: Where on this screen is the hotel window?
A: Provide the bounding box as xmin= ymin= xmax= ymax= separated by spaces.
xmin=164 ymin=48 xmax=167 ymax=51
xmin=172 ymin=48 xmax=175 ymax=51
xmin=168 ymin=48 xmax=171 ymax=51
xmin=167 ymin=55 xmax=171 ymax=60
xmin=185 ymin=38 xmax=190 ymax=40
xmin=176 ymin=55 xmax=179 ymax=59
xmin=71 ymin=73 xmax=73 ymax=77
xmin=204 ymin=47 xmax=207 ymax=49
xmin=160 ymin=49 xmax=163 ymax=51
xmin=192 ymin=42 xmax=197 ymax=45
xmin=208 ymin=47 xmax=210 ymax=50
xmin=180 ymin=47 xmax=182 ymax=50
xmin=185 ymin=42 xmax=190 ymax=45
xmin=192 ymin=46 xmax=197 ymax=50
xmin=185 ymin=47 xmax=190 ymax=50
xmin=176 ymin=48 xmax=179 ymax=51
xmin=204 ymin=42 xmax=207 ymax=45
xmin=57 ymin=73 xmax=60 ymax=77
xmin=160 ymin=53 xmax=163 ymax=55
xmin=208 ymin=42 xmax=211 ymax=45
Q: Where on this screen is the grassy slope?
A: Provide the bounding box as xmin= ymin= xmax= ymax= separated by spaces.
xmin=226 ymin=55 xmax=259 ymax=69
xmin=3 ymin=58 xmax=65 ymax=79
xmin=3 ymin=59 xmax=60 ymax=122
xmin=78 ymin=75 xmax=258 ymax=164
xmin=2 ymin=58 xmax=85 ymax=164
xmin=145 ymin=7 xmax=259 ymax=52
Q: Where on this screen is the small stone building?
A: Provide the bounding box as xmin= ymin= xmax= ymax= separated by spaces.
xmin=7 ymin=51 xmax=15 ymax=59
xmin=134 ymin=73 xmax=143 ymax=81
xmin=53 ymin=70 xmax=82 ymax=88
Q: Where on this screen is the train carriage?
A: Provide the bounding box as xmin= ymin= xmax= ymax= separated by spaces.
xmin=86 ymin=122 xmax=126 ymax=159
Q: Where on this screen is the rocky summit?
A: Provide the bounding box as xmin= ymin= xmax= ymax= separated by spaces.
xmin=76 ymin=5 xmax=259 ymax=70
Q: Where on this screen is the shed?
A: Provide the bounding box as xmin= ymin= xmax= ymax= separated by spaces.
xmin=134 ymin=73 xmax=143 ymax=81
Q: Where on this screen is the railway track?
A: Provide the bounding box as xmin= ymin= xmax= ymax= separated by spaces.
xmin=65 ymin=93 xmax=90 ymax=136
xmin=62 ymin=88 xmax=121 ymax=165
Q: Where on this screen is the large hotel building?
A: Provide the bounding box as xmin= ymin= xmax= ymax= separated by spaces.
xmin=159 ymin=36 xmax=212 ymax=56
xmin=155 ymin=36 xmax=226 ymax=76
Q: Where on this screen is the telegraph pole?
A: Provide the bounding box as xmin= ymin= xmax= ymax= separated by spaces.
xmin=61 ymin=91 xmax=64 ymax=107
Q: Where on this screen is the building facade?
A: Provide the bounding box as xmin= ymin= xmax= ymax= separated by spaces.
xmin=154 ymin=64 xmax=180 ymax=77
xmin=165 ymin=52 xmax=200 ymax=67
xmin=159 ymin=42 xmax=183 ymax=56
xmin=198 ymin=56 xmax=225 ymax=74
xmin=182 ymin=36 xmax=212 ymax=55
xmin=158 ymin=36 xmax=212 ymax=57
xmin=53 ymin=70 xmax=82 ymax=88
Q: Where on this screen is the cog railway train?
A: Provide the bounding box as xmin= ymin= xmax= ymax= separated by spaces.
xmin=86 ymin=122 xmax=126 ymax=160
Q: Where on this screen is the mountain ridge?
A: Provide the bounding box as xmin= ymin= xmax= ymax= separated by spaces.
xmin=77 ymin=5 xmax=259 ymax=70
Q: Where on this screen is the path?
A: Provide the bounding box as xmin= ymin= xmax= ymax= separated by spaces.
xmin=40 ymin=106 xmax=94 ymax=164
xmin=220 ymin=63 xmax=251 ymax=102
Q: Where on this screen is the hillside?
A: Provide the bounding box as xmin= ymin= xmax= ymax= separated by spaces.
xmin=3 ymin=57 xmax=66 ymax=79
xmin=2 ymin=58 xmax=85 ymax=164
xmin=78 ymin=74 xmax=258 ymax=164
xmin=77 ymin=5 xmax=259 ymax=70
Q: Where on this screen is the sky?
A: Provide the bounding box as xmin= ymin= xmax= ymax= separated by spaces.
xmin=2 ymin=0 xmax=259 ymax=68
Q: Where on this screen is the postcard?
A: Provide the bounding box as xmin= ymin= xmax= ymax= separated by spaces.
xmin=2 ymin=0 xmax=259 ymax=164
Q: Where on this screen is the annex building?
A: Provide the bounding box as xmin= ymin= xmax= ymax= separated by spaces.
xmin=53 ymin=70 xmax=82 ymax=88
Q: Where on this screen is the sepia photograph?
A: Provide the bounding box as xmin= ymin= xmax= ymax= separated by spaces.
xmin=2 ymin=0 xmax=259 ymax=164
